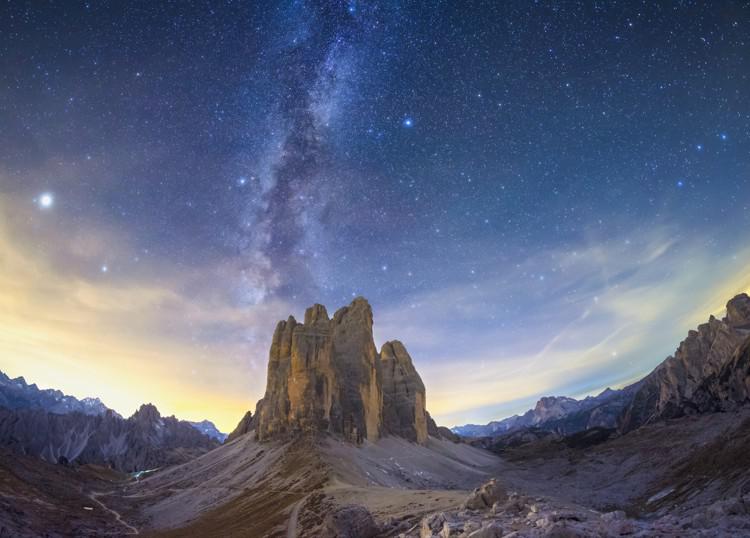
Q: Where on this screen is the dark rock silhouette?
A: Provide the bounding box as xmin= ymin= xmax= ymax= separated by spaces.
xmin=0 ymin=403 xmax=218 ymax=472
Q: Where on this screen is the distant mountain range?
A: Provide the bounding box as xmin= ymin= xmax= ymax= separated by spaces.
xmin=0 ymin=403 xmax=218 ymax=472
xmin=0 ymin=370 xmax=226 ymax=442
xmin=454 ymin=293 xmax=750 ymax=443
xmin=0 ymin=370 xmax=227 ymax=470
xmin=452 ymin=385 xmax=639 ymax=438
xmin=188 ymin=419 xmax=228 ymax=442
xmin=0 ymin=371 xmax=115 ymax=417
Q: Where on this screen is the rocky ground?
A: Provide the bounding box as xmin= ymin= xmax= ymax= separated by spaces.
xmin=353 ymin=409 xmax=750 ymax=537
xmin=4 ymin=410 xmax=750 ymax=537
xmin=404 ymin=484 xmax=750 ymax=537
xmin=0 ymin=449 xmax=132 ymax=537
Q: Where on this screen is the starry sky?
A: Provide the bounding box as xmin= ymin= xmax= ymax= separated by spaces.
xmin=1 ymin=1 xmax=749 ymax=432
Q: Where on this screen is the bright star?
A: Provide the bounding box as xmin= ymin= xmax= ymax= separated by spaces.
xmin=402 ymin=117 xmax=413 ymax=128
xmin=720 ymin=133 xmax=728 ymax=141
xmin=101 ymin=264 xmax=108 ymax=273
xmin=38 ymin=192 xmax=54 ymax=209
xmin=696 ymin=144 xmax=703 ymax=151
xmin=677 ymin=180 xmax=684 ymax=188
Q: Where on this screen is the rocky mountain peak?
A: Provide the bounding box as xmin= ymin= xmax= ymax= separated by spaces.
xmin=12 ymin=376 xmax=27 ymax=387
xmin=132 ymin=403 xmax=161 ymax=423
xmin=304 ymin=303 xmax=329 ymax=325
xmin=380 ymin=340 xmax=428 ymax=443
xmin=253 ymin=298 xmax=438 ymax=445
xmin=380 ymin=340 xmax=410 ymax=360
xmin=187 ymin=419 xmax=227 ymax=442
xmin=332 ymin=296 xmax=373 ymax=327
xmin=726 ymin=293 xmax=750 ymax=327
xmin=531 ymin=396 xmax=583 ymax=424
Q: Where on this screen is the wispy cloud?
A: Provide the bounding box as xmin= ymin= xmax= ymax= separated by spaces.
xmin=0 ymin=195 xmax=289 ymax=431
xmin=375 ymin=227 xmax=750 ymax=427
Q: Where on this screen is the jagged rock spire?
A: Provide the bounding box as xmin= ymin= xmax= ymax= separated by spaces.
xmin=253 ymin=297 xmax=432 ymax=445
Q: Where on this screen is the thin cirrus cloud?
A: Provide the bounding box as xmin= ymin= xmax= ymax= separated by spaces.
xmin=375 ymin=229 xmax=750 ymax=427
xmin=0 ymin=194 xmax=289 ymax=432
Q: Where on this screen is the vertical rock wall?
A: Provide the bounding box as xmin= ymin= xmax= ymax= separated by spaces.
xmin=380 ymin=340 xmax=428 ymax=443
xmin=254 ymin=297 xmax=431 ymax=444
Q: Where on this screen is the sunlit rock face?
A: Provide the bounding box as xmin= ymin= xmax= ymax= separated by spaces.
xmin=621 ymin=293 xmax=750 ymax=431
xmin=255 ymin=298 xmax=381 ymax=443
xmin=254 ymin=297 xmax=433 ymax=444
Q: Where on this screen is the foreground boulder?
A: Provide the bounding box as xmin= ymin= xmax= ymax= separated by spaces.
xmin=322 ymin=504 xmax=379 ymax=538
xmin=463 ymin=479 xmax=506 ymax=510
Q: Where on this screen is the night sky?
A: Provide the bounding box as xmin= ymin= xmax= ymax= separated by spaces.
xmin=1 ymin=1 xmax=749 ymax=431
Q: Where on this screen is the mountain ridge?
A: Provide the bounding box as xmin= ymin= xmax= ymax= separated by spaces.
xmin=0 ymin=400 xmax=219 ymax=472
xmin=0 ymin=370 xmax=116 ymax=418
xmin=454 ymin=293 xmax=750 ymax=440
xmin=0 ymin=369 xmax=229 ymax=445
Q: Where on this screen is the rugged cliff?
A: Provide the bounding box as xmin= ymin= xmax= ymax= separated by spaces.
xmin=253 ymin=297 xmax=439 ymax=444
xmin=455 ymin=293 xmax=750 ymax=441
xmin=226 ymin=410 xmax=254 ymax=443
xmin=620 ymin=293 xmax=750 ymax=431
xmin=380 ymin=340 xmax=428 ymax=443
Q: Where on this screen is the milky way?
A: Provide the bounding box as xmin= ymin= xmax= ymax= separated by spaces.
xmin=1 ymin=2 xmax=749 ymax=429
xmin=235 ymin=2 xmax=365 ymax=303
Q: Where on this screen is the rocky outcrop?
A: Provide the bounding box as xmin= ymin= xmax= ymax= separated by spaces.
xmin=255 ymin=298 xmax=382 ymax=443
xmin=691 ymin=335 xmax=750 ymax=411
xmin=380 ymin=340 xmax=428 ymax=443
xmin=0 ymin=403 xmax=218 ymax=472
xmin=426 ymin=411 xmax=461 ymax=442
xmin=411 ymin=485 xmax=750 ymax=538
xmin=463 ymin=478 xmax=506 ymax=510
xmin=254 ymin=297 xmax=441 ymax=445
xmin=226 ymin=410 xmax=254 ymax=443
xmin=322 ymin=505 xmax=379 ymax=538
xmin=620 ymin=293 xmax=750 ymax=432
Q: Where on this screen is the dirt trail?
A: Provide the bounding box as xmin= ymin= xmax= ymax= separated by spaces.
xmin=285 ymin=495 xmax=307 ymax=538
xmin=89 ymin=491 xmax=140 ymax=535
